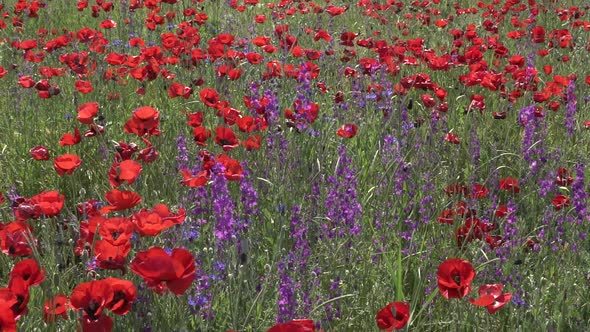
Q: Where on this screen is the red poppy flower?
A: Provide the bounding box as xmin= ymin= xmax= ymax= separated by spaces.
xmin=199 ymin=88 xmax=220 ymax=108
xmin=131 ymin=204 xmax=185 ymax=237
xmin=494 ymin=205 xmax=508 ymax=218
xmin=108 ymin=160 xmax=143 ymax=187
xmin=552 ymin=194 xmax=570 ymax=211
xmin=531 ymin=26 xmax=545 ymax=43
xmin=137 ymin=138 xmax=159 ymax=163
xmin=437 ymin=209 xmax=454 ymax=224
xmin=444 ymin=132 xmax=460 ymax=144
xmin=444 ymin=183 xmax=469 ymax=196
xmin=469 ymin=284 xmax=512 ymax=314
xmin=70 ymin=279 xmax=114 ymax=320
xmin=98 ymin=217 xmax=133 ymax=246
xmin=8 ymin=275 xmax=30 ymax=319
xmin=267 ymin=319 xmax=316 ymax=332
xmin=130 ymin=247 xmax=195 ymax=295
xmin=456 ymin=217 xmax=495 ymax=247
xmin=217 ymin=154 xmax=243 ymax=181
xmin=470 ymin=184 xmax=488 ymax=199
xmin=437 ymin=258 xmax=475 ymax=299
xmin=43 ymin=294 xmax=68 ymax=323
xmin=337 ymin=123 xmax=358 ymax=138
xmin=555 ymin=167 xmax=573 ymax=187
xmin=186 ymin=111 xmax=204 ymax=127
xmin=124 ymin=106 xmax=160 ymax=137
xmin=214 ymin=126 xmax=239 ymax=151
xmin=9 ymin=258 xmax=45 ymax=288
xmin=59 ymin=127 xmax=82 ymax=146
xmin=421 ymin=94 xmax=436 ymax=108
xmin=0 ymin=289 xmax=18 ymax=332
xmin=29 ymin=146 xmax=50 ymax=160
xmin=100 ymin=189 xmax=142 ymax=214
xmin=79 ymin=313 xmax=113 ymax=332
xmin=103 ymin=277 xmax=136 ymax=315
xmin=180 ymin=169 xmax=210 ymax=188
xmin=75 ymin=80 xmax=93 ymax=94
xmin=32 ymin=190 xmax=65 ymax=218
xmin=499 ymin=177 xmax=520 ymax=193
xmin=54 ymin=153 xmax=82 ymax=175
xmin=94 ymin=240 xmax=130 ymax=273
xmin=375 ymin=301 xmax=410 ymax=331
xmin=193 ymin=126 xmax=212 ymax=146
xmin=77 ymin=102 xmax=99 ymax=124
xmin=0 ymin=221 xmax=36 ymax=257
xmin=168 ymin=82 xmax=192 ymax=99
xmin=242 ymin=135 xmax=262 ymax=151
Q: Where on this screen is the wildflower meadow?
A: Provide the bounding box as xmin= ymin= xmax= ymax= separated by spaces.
xmin=1 ymin=0 xmax=590 ymax=331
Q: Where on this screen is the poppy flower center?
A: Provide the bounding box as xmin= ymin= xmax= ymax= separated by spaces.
xmin=219 ymin=139 xmax=234 ymax=146
xmin=85 ymin=300 xmax=100 ymax=319
xmin=452 ymin=272 xmax=461 ymax=285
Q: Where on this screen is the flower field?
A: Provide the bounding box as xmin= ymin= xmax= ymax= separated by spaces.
xmin=1 ymin=0 xmax=590 ymax=331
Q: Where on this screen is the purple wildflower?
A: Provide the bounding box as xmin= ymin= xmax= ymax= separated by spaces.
xmin=324 ymin=144 xmax=362 ymax=238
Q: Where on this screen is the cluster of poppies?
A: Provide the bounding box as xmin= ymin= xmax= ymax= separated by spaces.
xmin=437 ymin=258 xmax=512 ymax=314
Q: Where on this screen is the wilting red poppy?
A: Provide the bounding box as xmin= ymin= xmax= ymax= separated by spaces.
xmin=214 ymin=126 xmax=239 ymax=151
xmin=59 ymin=127 xmax=82 ymax=146
xmin=137 ymin=138 xmax=159 ymax=163
xmin=29 ymin=146 xmax=50 ymax=160
xmin=267 ymin=319 xmax=316 ymax=332
xmin=469 ymin=284 xmax=512 ymax=314
xmin=100 ymin=189 xmax=142 ymax=214
xmin=103 ymin=277 xmax=136 ymax=315
xmin=0 ymin=221 xmax=36 ymax=257
xmin=77 ymin=102 xmax=99 ymax=124
xmin=131 ymin=204 xmax=185 ymax=236
xmin=9 ymin=258 xmax=45 ymax=288
xmin=130 ymin=247 xmax=195 ymax=295
xmin=552 ymin=194 xmax=570 ymax=211
xmin=375 ymin=301 xmax=410 ymax=331
xmin=54 ymin=154 xmax=82 ymax=175
xmin=70 ymin=279 xmax=114 ymax=321
xmin=124 ymin=106 xmax=160 ymax=137
xmin=0 ymin=289 xmax=18 ymax=332
xmin=499 ymin=177 xmax=520 ymax=193
xmin=43 ymin=294 xmax=68 ymax=323
xmin=337 ymin=123 xmax=358 ymax=138
xmin=108 ymin=160 xmax=143 ymax=187
xmin=437 ymin=258 xmax=475 ymax=299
